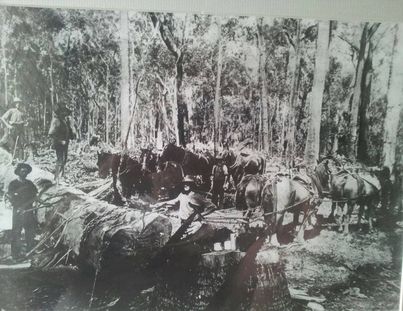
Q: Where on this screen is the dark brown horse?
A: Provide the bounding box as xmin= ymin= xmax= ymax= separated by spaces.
xmin=149 ymin=161 xmax=184 ymax=200
xmin=97 ymin=151 xmax=144 ymax=199
xmin=97 ymin=151 xmax=183 ymax=201
xmin=158 ymin=143 xmax=213 ymax=189
xmin=220 ymin=149 xmax=266 ymax=186
xmin=235 ymin=174 xmax=267 ymax=215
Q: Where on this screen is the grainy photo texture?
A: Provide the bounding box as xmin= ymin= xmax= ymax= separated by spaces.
xmin=0 ymin=5 xmax=401 ymax=311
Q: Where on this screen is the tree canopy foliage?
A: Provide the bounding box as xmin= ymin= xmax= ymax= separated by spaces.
xmin=0 ymin=7 xmax=401 ymax=167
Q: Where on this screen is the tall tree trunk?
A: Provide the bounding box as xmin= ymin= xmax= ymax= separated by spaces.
xmin=120 ymin=11 xmax=131 ymax=149
xmin=43 ymin=98 xmax=47 ymax=134
xmin=105 ymin=65 xmax=110 ymax=144
xmin=383 ymin=24 xmax=403 ymax=169
xmin=304 ymin=21 xmax=330 ymax=168
xmin=214 ymin=18 xmax=223 ymax=155
xmin=257 ymin=18 xmax=269 ymax=153
xmin=349 ymin=23 xmax=368 ymax=159
xmin=150 ymin=13 xmax=187 ymax=146
xmin=357 ymin=41 xmax=373 ymax=163
xmin=287 ymin=19 xmax=301 ymax=166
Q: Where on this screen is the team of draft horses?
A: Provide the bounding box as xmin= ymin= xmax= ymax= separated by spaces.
xmin=97 ymin=142 xmax=399 ymax=243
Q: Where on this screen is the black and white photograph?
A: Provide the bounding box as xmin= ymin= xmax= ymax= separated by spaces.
xmin=0 ymin=3 xmax=401 ymax=310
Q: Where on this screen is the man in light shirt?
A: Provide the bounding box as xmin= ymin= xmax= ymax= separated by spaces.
xmin=152 ymin=175 xmax=216 ymax=235
xmin=0 ymin=97 xmax=26 ymax=160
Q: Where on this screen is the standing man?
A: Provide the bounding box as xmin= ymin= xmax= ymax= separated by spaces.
xmin=48 ymin=103 xmax=76 ymax=184
xmin=0 ymin=97 xmax=26 ymax=161
xmin=210 ymin=154 xmax=229 ymax=209
xmin=7 ymin=163 xmax=38 ymax=260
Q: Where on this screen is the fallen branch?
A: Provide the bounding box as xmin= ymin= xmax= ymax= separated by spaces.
xmin=289 ymin=288 xmax=326 ymax=303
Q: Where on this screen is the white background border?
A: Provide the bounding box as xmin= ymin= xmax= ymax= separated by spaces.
xmin=0 ymin=0 xmax=402 ymax=23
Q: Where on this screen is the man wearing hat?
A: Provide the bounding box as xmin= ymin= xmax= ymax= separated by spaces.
xmin=48 ymin=103 xmax=76 ymax=184
xmin=7 ymin=163 xmax=38 ymax=259
xmin=0 ymin=97 xmax=26 ymax=160
xmin=210 ymin=154 xmax=229 ymax=209
xmin=152 ymin=175 xmax=216 ymax=229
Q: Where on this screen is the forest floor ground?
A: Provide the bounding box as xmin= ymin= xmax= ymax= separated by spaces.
xmin=0 ymin=144 xmax=401 ymax=310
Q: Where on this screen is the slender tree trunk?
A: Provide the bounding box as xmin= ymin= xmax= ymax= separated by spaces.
xmin=1 ymin=13 xmax=8 ymax=107
xmin=257 ymin=18 xmax=269 ymax=152
xmin=120 ymin=11 xmax=131 ymax=149
xmin=171 ymin=78 xmax=180 ymax=144
xmin=305 ymin=21 xmax=330 ymax=168
xmin=287 ymin=20 xmax=301 ymax=165
xmin=49 ymin=57 xmax=55 ymax=112
xmin=383 ymin=24 xmax=403 ymax=169
xmin=214 ymin=18 xmax=223 ymax=155
xmin=175 ymin=56 xmax=186 ymax=146
xmin=349 ymin=23 xmax=368 ymax=159
xmin=105 ymin=65 xmax=110 ymax=144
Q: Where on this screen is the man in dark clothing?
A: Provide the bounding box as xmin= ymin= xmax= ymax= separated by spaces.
xmin=0 ymin=97 xmax=26 ymax=161
xmin=210 ymin=155 xmax=229 ymax=209
xmin=48 ymin=103 xmax=76 ymax=184
xmin=7 ymin=163 xmax=38 ymax=259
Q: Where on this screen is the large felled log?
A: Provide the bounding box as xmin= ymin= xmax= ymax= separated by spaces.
xmin=0 ymin=149 xmax=174 ymax=273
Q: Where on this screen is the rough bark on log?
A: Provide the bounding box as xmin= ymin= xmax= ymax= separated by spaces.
xmin=0 ymin=149 xmax=173 ymax=273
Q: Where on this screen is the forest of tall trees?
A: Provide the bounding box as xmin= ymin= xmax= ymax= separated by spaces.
xmin=0 ymin=7 xmax=402 ymax=168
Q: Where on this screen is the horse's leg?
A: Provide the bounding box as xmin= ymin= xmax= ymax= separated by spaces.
xmin=292 ymin=208 xmax=303 ymax=242
xmin=61 ymin=144 xmax=68 ymax=177
xmin=367 ymin=196 xmax=378 ymax=232
xmin=272 ymin=214 xmax=284 ymax=246
xmin=54 ymin=144 xmax=63 ymax=185
xmin=295 ymin=203 xmax=312 ymax=243
xmin=329 ymin=201 xmax=337 ymax=222
xmin=367 ymin=203 xmax=374 ymax=232
xmin=357 ymin=201 xmax=365 ymax=231
xmin=337 ymin=203 xmax=346 ymax=232
xmin=344 ymin=202 xmax=354 ymax=234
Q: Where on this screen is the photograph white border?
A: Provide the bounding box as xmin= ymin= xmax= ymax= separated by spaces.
xmin=0 ymin=0 xmax=402 ymax=23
